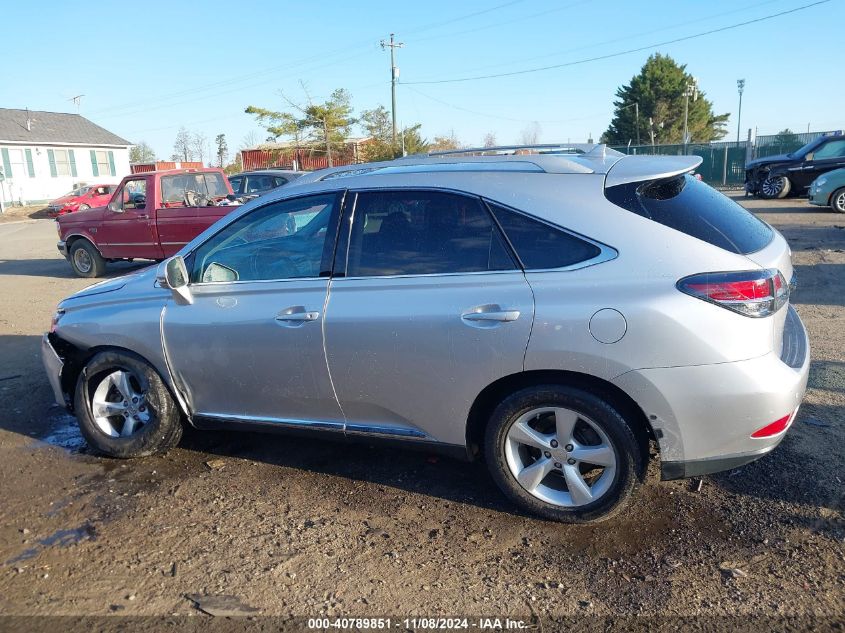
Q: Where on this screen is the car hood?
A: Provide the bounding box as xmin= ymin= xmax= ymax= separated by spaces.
xmin=57 ymin=206 xmax=105 ymax=226
xmin=62 ymin=265 xmax=157 ymax=302
xmin=745 ymin=154 xmax=793 ymax=169
xmin=49 ymin=194 xmax=81 ymax=206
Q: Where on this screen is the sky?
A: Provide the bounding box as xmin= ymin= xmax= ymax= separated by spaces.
xmin=1 ymin=0 xmax=842 ymax=160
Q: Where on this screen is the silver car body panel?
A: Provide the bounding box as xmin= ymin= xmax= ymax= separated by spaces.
xmin=46 ymin=152 xmax=810 ymax=474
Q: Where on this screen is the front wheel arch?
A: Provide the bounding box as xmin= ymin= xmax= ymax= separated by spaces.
xmin=465 ymin=370 xmax=654 ymax=466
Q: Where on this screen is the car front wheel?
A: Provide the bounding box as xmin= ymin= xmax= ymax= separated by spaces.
xmin=484 ymin=385 xmax=643 ymax=523
xmin=74 ymin=351 xmax=183 ymax=458
xmin=69 ymin=240 xmax=106 ymax=278
xmin=760 ymin=175 xmax=791 ymax=199
xmin=831 ymin=187 xmax=845 ymax=213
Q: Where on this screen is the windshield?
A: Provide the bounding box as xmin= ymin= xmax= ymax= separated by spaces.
xmin=63 ymin=186 xmax=92 ymax=197
xmin=788 ymin=138 xmax=822 ymax=159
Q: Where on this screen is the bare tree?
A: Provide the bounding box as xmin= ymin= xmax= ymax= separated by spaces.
xmin=172 ymin=127 xmax=193 ymax=162
xmin=519 ymin=122 xmax=542 ymax=145
xmin=240 ymin=131 xmax=260 ymax=150
xmin=482 ymin=132 xmax=497 ymax=148
xmin=191 ymin=132 xmax=208 ymax=164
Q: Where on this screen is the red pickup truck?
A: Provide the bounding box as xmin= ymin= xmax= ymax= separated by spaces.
xmin=57 ymin=168 xmax=238 ymax=277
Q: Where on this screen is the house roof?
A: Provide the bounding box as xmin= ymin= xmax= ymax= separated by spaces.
xmin=0 ymin=108 xmax=131 ymax=146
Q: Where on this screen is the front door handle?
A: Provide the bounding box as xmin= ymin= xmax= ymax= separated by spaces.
xmin=461 ymin=305 xmax=520 ymax=323
xmin=275 ymin=306 xmax=320 ymax=325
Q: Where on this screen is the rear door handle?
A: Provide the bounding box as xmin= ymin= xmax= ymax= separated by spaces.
xmin=275 ymin=306 xmax=320 ymax=325
xmin=461 ymin=305 xmax=520 ymax=322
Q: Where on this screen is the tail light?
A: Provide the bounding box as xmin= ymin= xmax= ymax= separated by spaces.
xmin=677 ymin=269 xmax=789 ymax=318
xmin=751 ymin=409 xmax=797 ymax=438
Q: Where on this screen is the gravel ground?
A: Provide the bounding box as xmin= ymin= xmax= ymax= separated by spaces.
xmin=0 ymin=196 xmax=842 ymax=628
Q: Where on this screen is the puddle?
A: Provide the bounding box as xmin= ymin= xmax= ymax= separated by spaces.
xmin=6 ymin=523 xmax=97 ymax=565
xmin=39 ymin=412 xmax=86 ymax=452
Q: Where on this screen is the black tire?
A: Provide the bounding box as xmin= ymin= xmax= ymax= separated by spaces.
xmin=484 ymin=385 xmax=643 ymax=523
xmin=74 ymin=350 xmax=183 ymax=458
xmin=760 ymin=175 xmax=791 ymax=199
xmin=69 ymin=239 xmax=106 ymax=278
xmin=830 ymin=187 xmax=845 ymax=213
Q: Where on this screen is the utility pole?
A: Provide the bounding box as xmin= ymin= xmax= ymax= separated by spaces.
xmin=635 ymin=102 xmax=640 ymax=146
xmin=380 ymin=33 xmax=404 ymax=151
xmin=736 ymin=79 xmax=745 ymax=147
xmin=682 ymin=78 xmax=698 ymax=148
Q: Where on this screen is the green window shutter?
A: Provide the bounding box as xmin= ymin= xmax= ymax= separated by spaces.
xmin=69 ymin=149 xmax=77 ymax=177
xmin=1 ymin=148 xmax=11 ymax=179
xmin=47 ymin=149 xmax=57 ymax=177
xmin=24 ymin=149 xmax=35 ymax=177
xmin=90 ymin=150 xmax=99 ymax=177
xmin=107 ymin=150 xmax=116 ymax=176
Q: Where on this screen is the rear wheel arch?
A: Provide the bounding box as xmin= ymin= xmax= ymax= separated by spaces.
xmin=465 ymin=369 xmax=654 ymax=462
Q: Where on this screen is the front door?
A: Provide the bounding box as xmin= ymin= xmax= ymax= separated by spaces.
xmin=800 ymin=138 xmax=845 ymax=189
xmin=324 ymin=189 xmax=534 ymax=446
xmin=98 ymin=178 xmax=160 ymax=259
xmin=162 ymin=192 xmax=345 ymax=427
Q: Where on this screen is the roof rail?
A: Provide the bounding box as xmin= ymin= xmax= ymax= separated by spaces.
xmin=428 ymin=143 xmax=615 ymax=157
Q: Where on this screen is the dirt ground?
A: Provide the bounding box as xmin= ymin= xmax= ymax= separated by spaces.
xmin=0 ymin=195 xmax=842 ymax=628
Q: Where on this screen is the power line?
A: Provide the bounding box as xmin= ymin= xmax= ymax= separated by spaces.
xmin=405 ymin=0 xmax=832 ymax=85
xmin=397 ymin=0 xmax=525 ymax=37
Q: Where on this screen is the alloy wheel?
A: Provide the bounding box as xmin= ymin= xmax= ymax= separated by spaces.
xmin=761 ymin=176 xmax=786 ymax=198
xmin=504 ymin=406 xmax=617 ymax=508
xmin=90 ymin=370 xmax=152 ymax=438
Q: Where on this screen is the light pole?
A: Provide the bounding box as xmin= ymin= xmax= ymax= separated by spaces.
xmin=736 ymin=79 xmax=745 ymax=147
xmin=380 ymin=33 xmax=404 ymax=152
xmin=682 ymin=78 xmax=698 ymax=148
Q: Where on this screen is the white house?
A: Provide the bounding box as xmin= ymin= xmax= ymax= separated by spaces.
xmin=0 ymin=108 xmax=131 ymax=206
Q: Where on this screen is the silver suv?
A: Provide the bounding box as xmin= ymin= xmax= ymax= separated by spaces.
xmin=42 ymin=145 xmax=810 ymax=522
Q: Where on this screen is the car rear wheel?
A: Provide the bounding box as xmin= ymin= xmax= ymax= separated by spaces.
xmin=74 ymin=350 xmax=183 ymax=458
xmin=484 ymin=385 xmax=642 ymax=523
xmin=831 ymin=187 xmax=845 ymax=213
xmin=69 ymin=239 xmax=106 ymax=278
xmin=760 ymin=175 xmax=791 ymax=199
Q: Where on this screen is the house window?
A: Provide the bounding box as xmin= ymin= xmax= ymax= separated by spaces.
xmin=95 ymin=150 xmax=113 ymax=176
xmin=7 ymin=149 xmax=25 ymax=179
xmin=53 ymin=149 xmax=71 ymax=176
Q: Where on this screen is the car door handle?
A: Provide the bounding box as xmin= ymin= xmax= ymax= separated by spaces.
xmin=137 ymin=214 xmax=149 ymax=220
xmin=275 ymin=306 xmax=320 ymax=324
xmin=461 ymin=306 xmax=520 ymax=322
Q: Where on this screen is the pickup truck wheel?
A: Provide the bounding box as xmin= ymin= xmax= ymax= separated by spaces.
xmin=831 ymin=188 xmax=845 ymax=213
xmin=74 ymin=350 xmax=183 ymax=458
xmin=69 ymin=240 xmax=106 ymax=278
xmin=760 ymin=175 xmax=791 ymax=199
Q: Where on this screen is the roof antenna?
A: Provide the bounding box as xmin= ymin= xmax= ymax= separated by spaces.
xmin=69 ymin=95 xmax=85 ymax=114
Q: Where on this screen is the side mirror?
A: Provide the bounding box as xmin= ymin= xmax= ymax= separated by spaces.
xmin=156 ymin=256 xmax=193 ymax=304
xmin=226 ymin=194 xmax=236 ymax=201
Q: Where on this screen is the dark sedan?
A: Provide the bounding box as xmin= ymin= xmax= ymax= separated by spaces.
xmin=228 ymin=169 xmax=304 ymax=201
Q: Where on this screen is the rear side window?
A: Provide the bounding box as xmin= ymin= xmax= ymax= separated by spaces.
xmin=345 ymin=190 xmax=516 ymax=277
xmin=605 ymin=174 xmax=772 ymax=254
xmin=488 ymin=203 xmax=601 ymax=269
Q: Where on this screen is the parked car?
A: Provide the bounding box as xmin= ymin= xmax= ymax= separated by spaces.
xmin=42 ymin=147 xmax=809 ymax=523
xmin=745 ymin=133 xmax=845 ymax=199
xmin=228 ymin=169 xmax=303 ymax=200
xmin=47 ymin=184 xmax=117 ymax=216
xmin=56 ymin=168 xmax=238 ymax=278
xmin=808 ymin=167 xmax=845 ymax=213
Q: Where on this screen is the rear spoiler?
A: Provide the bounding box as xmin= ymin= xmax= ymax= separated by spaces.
xmin=605 ymin=155 xmax=703 ymax=188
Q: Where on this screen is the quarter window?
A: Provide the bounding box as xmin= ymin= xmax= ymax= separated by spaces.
xmin=345 ymin=190 xmax=515 ymax=277
xmin=488 ymin=203 xmax=601 ymax=269
xmin=190 ymin=193 xmax=338 ymax=283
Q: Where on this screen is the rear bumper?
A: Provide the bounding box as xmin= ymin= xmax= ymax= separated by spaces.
xmin=41 ymin=334 xmax=67 ymax=408
xmin=613 ymin=306 xmax=810 ymax=478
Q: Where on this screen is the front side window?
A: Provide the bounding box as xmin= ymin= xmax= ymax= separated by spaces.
xmin=190 ymin=193 xmax=338 ymax=283
xmin=161 ymin=172 xmax=229 ymax=207
xmin=114 ymin=179 xmax=147 ymax=211
xmin=245 ymin=174 xmax=275 ymax=194
xmin=345 ymin=190 xmax=515 ymax=277
xmin=488 ymin=203 xmax=601 ymax=269
xmin=813 ymin=139 xmax=845 ymax=160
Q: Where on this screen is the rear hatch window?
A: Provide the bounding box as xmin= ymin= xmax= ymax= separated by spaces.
xmin=605 ymin=174 xmax=773 ymax=254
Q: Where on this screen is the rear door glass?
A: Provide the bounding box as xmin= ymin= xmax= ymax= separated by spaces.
xmin=487 ymin=203 xmax=601 ymax=269
xmin=605 ymin=174 xmax=772 ymax=254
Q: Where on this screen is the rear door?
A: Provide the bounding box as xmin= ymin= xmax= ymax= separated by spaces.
xmin=323 ymin=189 xmax=534 ymax=446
